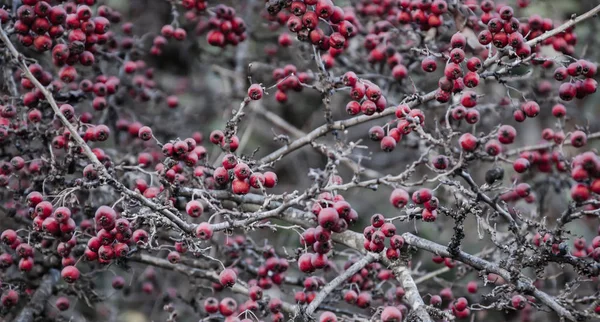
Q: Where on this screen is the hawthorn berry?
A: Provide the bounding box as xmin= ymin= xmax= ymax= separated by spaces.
xmin=61 ymin=265 xmax=80 ymax=283
xmin=459 ymin=133 xmax=478 ymax=151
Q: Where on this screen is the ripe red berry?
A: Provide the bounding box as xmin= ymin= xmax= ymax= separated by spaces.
xmin=559 ymin=83 xmax=577 ymax=101
xmin=232 ymin=178 xmax=250 ymax=194
xmin=571 ymin=130 xmax=587 ymax=148
xmin=381 ymin=223 xmax=396 ymax=237
xmin=219 ymin=297 xmax=237 ymax=316
xmin=467 ymin=281 xmax=478 ymax=294
xmin=195 ymin=222 xmax=213 ymax=240
xmin=513 ymin=158 xmax=530 ymax=173
xmin=571 ymin=183 xmax=590 ymax=202
xmin=498 ymin=125 xmax=516 ymax=144
xmin=201 ymin=297 xmax=218 ymax=314
xmin=298 ymin=253 xmax=314 ymax=273
xmin=485 ymin=140 xmax=502 ymax=156
xmin=1 ymin=229 xmax=18 ymax=245
xmin=381 ymin=306 xmax=402 ymax=322
xmin=138 ymin=126 xmax=152 ymax=141
xmin=380 ymin=136 xmax=396 ymax=152
xmin=390 ymin=188 xmax=409 ymax=208
xmin=264 ymin=171 xmax=278 ymax=188
xmin=1 ymin=290 xmax=18 ymax=307
xmin=356 ymin=292 xmax=372 ymax=308
xmin=61 ymin=265 xmax=80 ymax=283
xmin=455 ymin=297 xmax=469 ymax=312
xmin=422 ymin=209 xmax=437 ymax=222
xmin=319 ymin=311 xmax=337 ymax=322
xmin=219 ymin=268 xmax=237 ymax=287
xmin=421 ymin=56 xmax=437 ymax=72
xmin=430 ymin=295 xmax=442 ymax=306
xmin=318 ymin=207 xmax=339 ymax=229
xmin=511 ymin=295 xmax=526 ymax=310
xmin=459 ymin=133 xmax=478 ymax=151
xmin=248 ymin=84 xmax=263 ymax=100
xmin=460 ymin=91 xmax=478 ymax=108
xmin=55 ymin=297 xmax=70 ymax=311
xmin=344 ymin=290 xmax=358 ymax=304
xmin=478 ymin=30 xmax=493 ymax=45
xmin=186 ymin=200 xmax=204 ymax=218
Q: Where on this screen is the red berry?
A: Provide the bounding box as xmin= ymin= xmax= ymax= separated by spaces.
xmin=498 ymin=125 xmax=516 ymax=144
xmin=319 ymin=311 xmax=337 ymax=322
xmin=422 ymin=209 xmax=437 ymax=222
xmin=421 ymin=56 xmax=437 ymax=72
xmin=264 ymin=171 xmax=278 ymax=188
xmin=390 ymin=188 xmax=409 ymax=208
xmin=248 ymin=84 xmax=263 ymax=100
xmin=61 ymin=265 xmax=80 ymax=283
xmin=138 ymin=126 xmax=152 ymax=141
xmin=455 ymin=297 xmax=469 ymax=311
xmin=344 ymin=290 xmax=357 ymax=304
xmin=318 ymin=207 xmax=339 ymax=229
xmin=571 ymin=183 xmax=590 ymax=202
xmin=467 ymin=281 xmax=478 ymax=294
xmin=219 ymin=297 xmax=237 ymax=316
xmin=381 ymin=306 xmax=403 ymax=322
xmin=570 ymin=130 xmax=587 ymax=148
xmin=511 ymin=295 xmax=526 ymax=310
xmin=219 ymin=268 xmax=237 ymax=287
xmin=513 ymin=158 xmax=530 ymax=173
xmin=203 ymin=297 xmax=219 ymax=314
xmin=298 ymin=253 xmax=314 ymax=273
xmin=186 ymin=200 xmax=204 ymax=218
xmin=380 ymin=136 xmax=396 ymax=152
xmin=559 ymin=83 xmax=576 ymax=101
xmin=460 ymin=91 xmax=478 ymax=108
xmin=459 ymin=133 xmax=478 ymax=151
xmin=195 ymin=222 xmax=213 ymax=240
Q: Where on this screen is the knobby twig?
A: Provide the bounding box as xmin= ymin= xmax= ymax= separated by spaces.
xmin=14 ymin=269 xmax=60 ymax=322
xmin=402 ymin=233 xmax=577 ymax=321
xmin=303 ymin=253 xmax=378 ymax=316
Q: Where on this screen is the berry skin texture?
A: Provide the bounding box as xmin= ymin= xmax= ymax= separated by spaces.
xmin=467 ymin=281 xmax=478 ymax=294
xmin=460 ymin=91 xmax=478 ymax=108
xmin=512 ymin=295 xmax=526 ymax=310
xmin=195 ymin=222 xmax=213 ymax=240
xmin=55 ymin=297 xmax=70 ymax=311
xmin=381 ymin=306 xmax=403 ymax=322
xmin=498 ymin=125 xmax=517 ymax=144
xmin=61 ymin=265 xmax=80 ymax=283
xmin=430 ymin=295 xmax=442 ymax=306
xmin=298 ymin=253 xmax=314 ymax=273
xmin=248 ymin=84 xmax=263 ymax=100
xmin=1 ymin=290 xmax=18 ymax=307
xmin=513 ymin=158 xmax=530 ymax=173
xmin=412 ymin=188 xmax=432 ymax=204
xmin=485 ymin=140 xmax=502 ymax=156
xmin=421 ymin=56 xmax=437 ymax=72
xmin=571 ymin=184 xmax=590 ymax=202
xmin=219 ymin=268 xmax=237 ymax=287
xmin=232 ymin=178 xmax=250 ymax=195
xmin=186 ymin=200 xmax=204 ymax=218
xmin=459 ymin=133 xmax=478 ymax=152
xmin=264 ymin=171 xmax=278 ymax=188
xmin=455 ymin=297 xmax=469 ymax=312
xmin=380 ymin=136 xmax=396 ymax=152
xmin=571 ymin=131 xmax=587 ymax=148
xmin=422 ymin=209 xmax=437 ymax=222
xmin=318 ymin=207 xmax=339 ymax=229
xmin=319 ymin=311 xmax=337 ymax=322
xmin=390 ymin=188 xmax=409 ymax=208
